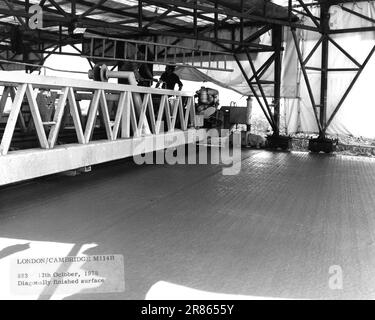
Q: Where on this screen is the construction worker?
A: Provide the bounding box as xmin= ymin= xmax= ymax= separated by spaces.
xmin=156 ymin=65 xmax=183 ymax=91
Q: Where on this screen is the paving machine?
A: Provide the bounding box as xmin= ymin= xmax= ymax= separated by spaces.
xmin=194 ymin=90 xmax=266 ymax=148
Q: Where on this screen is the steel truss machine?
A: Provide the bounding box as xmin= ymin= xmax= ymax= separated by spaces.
xmin=1 ymin=0 xmax=375 ymax=185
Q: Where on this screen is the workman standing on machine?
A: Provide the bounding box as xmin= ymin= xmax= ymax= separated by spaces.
xmin=156 ymin=65 xmax=183 ymax=91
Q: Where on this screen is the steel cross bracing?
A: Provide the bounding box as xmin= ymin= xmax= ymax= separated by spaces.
xmin=233 ymin=23 xmax=283 ymax=134
xmin=288 ymin=0 xmax=375 ymax=137
xmin=0 ymin=1 xmax=374 ymax=136
xmin=0 ymin=1 xmax=280 ymax=51
xmin=0 ymin=0 xmax=281 ymax=73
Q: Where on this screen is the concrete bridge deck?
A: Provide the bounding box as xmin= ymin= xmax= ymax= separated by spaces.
xmin=1 ymin=150 xmax=375 ymax=299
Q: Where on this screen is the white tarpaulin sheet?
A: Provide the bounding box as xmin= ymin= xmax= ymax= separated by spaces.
xmin=180 ymin=1 xmax=375 ymax=139
xmin=284 ymin=1 xmax=375 ymax=138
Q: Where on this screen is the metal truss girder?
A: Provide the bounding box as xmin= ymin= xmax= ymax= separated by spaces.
xmin=0 ymin=71 xmax=200 ymax=186
xmin=288 ymin=1 xmax=375 ymax=135
xmin=248 ymin=53 xmax=275 ymax=83
xmin=144 ymin=0 xmax=319 ymax=32
xmin=296 ymin=0 xmax=320 ymax=29
xmin=291 ymin=28 xmax=323 ymax=132
xmin=340 ymin=4 xmax=375 ymax=25
xmin=234 ymin=54 xmax=276 ymax=130
xmin=0 ymin=6 xmax=269 ymax=50
xmin=79 ymin=0 xmax=109 ymax=18
xmin=244 ymin=48 xmax=274 ymax=124
xmin=2 ymin=0 xmax=26 ymax=27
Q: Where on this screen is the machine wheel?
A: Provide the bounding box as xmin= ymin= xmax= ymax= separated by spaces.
xmin=92 ymin=63 xmax=105 ymax=81
xmin=309 ymin=144 xmax=319 ymax=153
xmin=324 ymin=146 xmax=332 ymax=153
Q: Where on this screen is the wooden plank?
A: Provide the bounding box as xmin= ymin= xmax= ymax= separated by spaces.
xmin=99 ymin=90 xmax=114 ymax=141
xmin=68 ymin=87 xmax=85 ymax=144
xmin=84 ymin=90 xmax=100 ymax=143
xmin=26 ymin=84 xmax=49 ymax=150
xmin=48 ymin=87 xmax=69 ymax=148
xmin=0 ymin=84 xmax=27 ymax=155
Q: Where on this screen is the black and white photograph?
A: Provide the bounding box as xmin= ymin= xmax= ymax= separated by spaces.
xmin=0 ymin=0 xmax=374 ymax=307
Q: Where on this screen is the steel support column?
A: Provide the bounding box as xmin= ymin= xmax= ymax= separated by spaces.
xmin=272 ymin=25 xmax=283 ymax=136
xmin=267 ymin=24 xmax=292 ymax=150
xmin=319 ymin=1 xmax=330 ymax=137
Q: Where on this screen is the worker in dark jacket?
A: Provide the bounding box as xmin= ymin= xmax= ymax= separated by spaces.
xmin=156 ymin=65 xmax=183 ymax=91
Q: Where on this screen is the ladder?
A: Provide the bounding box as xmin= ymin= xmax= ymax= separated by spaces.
xmin=82 ymin=35 xmax=234 ymax=72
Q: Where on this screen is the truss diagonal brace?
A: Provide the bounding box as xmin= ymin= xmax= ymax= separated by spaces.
xmin=327 ymin=36 xmax=361 ymax=68
xmin=245 ymin=48 xmax=275 ymax=128
xmin=291 ymin=28 xmax=323 ymax=133
xmin=248 ymin=53 xmax=275 ymax=83
xmin=47 ymin=0 xmax=70 ymax=19
xmin=234 ymin=55 xmax=276 ymax=130
xmin=3 ymin=0 xmax=26 ymax=27
xmin=296 ymin=0 xmax=320 ymax=29
xmin=324 ymin=44 xmax=375 ymax=132
xmin=236 ymin=25 xmax=273 ymax=53
xmin=302 ymin=36 xmax=323 ymax=66
xmin=79 ymin=0 xmax=109 ymax=18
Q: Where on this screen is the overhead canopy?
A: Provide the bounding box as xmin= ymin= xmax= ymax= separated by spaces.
xmin=0 ymin=0 xmax=294 ymax=34
xmin=6 ymin=1 xmax=375 ymax=140
xmin=0 ymin=0 xmax=296 ymax=68
xmin=215 ymin=0 xmax=292 ymax=20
